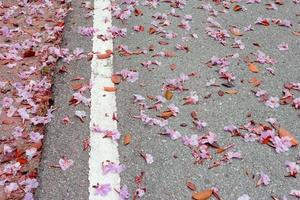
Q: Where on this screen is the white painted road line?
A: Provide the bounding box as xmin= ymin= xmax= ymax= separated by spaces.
xmin=89 ymin=0 xmax=120 ymax=199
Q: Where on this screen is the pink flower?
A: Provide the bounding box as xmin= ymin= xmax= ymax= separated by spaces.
xmin=144 ymin=153 xmax=154 ymax=164
xmin=194 ymin=119 xmax=207 ymax=130
xmin=102 ymin=161 xmax=125 ymax=175
xmin=178 ymin=20 xmax=191 ymax=31
xmin=5 ymin=182 xmax=18 ymax=194
xmin=3 ymin=162 xmax=21 ymax=175
xmin=255 ymin=50 xmax=276 ymax=64
xmin=120 ymin=185 xmax=130 ymax=200
xmin=277 ymin=43 xmax=289 ymax=51
xmin=244 ymin=24 xmax=254 ymax=32
xmin=290 ymin=190 xmax=300 ymax=197
xmin=265 ymin=97 xmax=279 ymax=108
xmin=255 ymin=17 xmax=270 ymax=25
xmin=94 ymin=183 xmax=112 ymax=196
xmin=118 ymin=69 xmax=139 ymax=82
xmin=203 ymin=131 xmax=217 ymax=144
xmin=23 ymin=192 xmax=34 ymax=200
xmin=18 ymin=108 xmax=30 ymax=122
xmin=285 ymin=161 xmax=299 ymax=177
xmin=224 ymin=125 xmax=239 ymax=134
xmin=103 ymin=130 xmax=121 ymax=140
xmin=225 ymin=151 xmax=242 ymax=161
xmin=271 ymin=136 xmax=291 ymax=153
xmin=59 ymin=158 xmax=74 ymax=171
xmin=232 ymin=39 xmax=245 ymax=49
xmin=183 ymin=91 xmax=199 ymax=105
xmin=266 ymin=2 xmax=278 ymax=10
xmin=256 ymin=89 xmax=268 ymax=97
xmin=182 ymin=135 xmax=198 ymax=146
xmin=237 ymin=194 xmax=250 ymax=200
xmin=73 ymin=47 xmax=85 ymax=57
xmin=2 ymin=97 xmax=13 ymax=108
xmin=3 ymin=144 xmax=13 ymax=155
xmin=205 ymin=27 xmax=230 ymax=45
xmin=29 ymin=131 xmax=44 ymax=143
xmin=107 ymin=26 xmax=127 ymax=39
xmin=293 ymin=97 xmax=300 ymax=109
xmin=257 ymin=172 xmax=270 ymax=186
xmin=75 ymin=110 xmax=86 ymax=121
xmin=272 ymin=19 xmax=292 ymax=28
xmin=20 ymin=178 xmax=39 ymax=192
xmin=25 ymin=147 xmax=37 ymax=160
xmin=164 ymin=128 xmax=181 ymax=140
xmin=135 ymin=188 xmax=145 ymax=197
xmin=167 ymin=104 xmax=179 ymax=116
xmin=259 ymin=130 xmax=275 ymax=144
xmin=77 ymin=26 xmax=98 ymax=36
xmin=72 ymin=92 xmax=91 ymax=106
xmin=218 ymin=68 xmax=236 ymax=82
xmin=133 ymin=94 xmax=146 ymax=103
xmin=244 ymin=133 xmax=259 ymax=142
xmin=265 ymin=117 xmax=278 ymax=126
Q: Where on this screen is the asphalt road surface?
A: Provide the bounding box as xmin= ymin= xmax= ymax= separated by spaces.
xmin=37 ymin=0 xmax=300 ymax=199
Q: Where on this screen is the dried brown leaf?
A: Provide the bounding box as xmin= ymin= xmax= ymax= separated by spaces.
xmin=224 ymin=89 xmax=239 ymax=94
xmin=103 ymin=86 xmax=117 ymax=92
xmin=111 ymin=74 xmax=122 ymax=84
xmin=248 ymin=63 xmax=259 ymax=73
xmin=124 ymin=133 xmax=132 ymax=145
xmin=186 ymin=181 xmax=197 ymax=191
xmin=192 ymin=189 xmax=213 ymax=200
xmin=164 ymin=90 xmax=173 ymax=100
xmin=278 ymin=128 xmax=298 ymax=146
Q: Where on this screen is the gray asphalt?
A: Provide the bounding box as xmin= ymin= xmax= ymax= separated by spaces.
xmin=113 ymin=1 xmax=300 ymax=200
xmin=36 ymin=0 xmax=92 ymax=199
xmin=36 ymin=0 xmax=300 ymax=200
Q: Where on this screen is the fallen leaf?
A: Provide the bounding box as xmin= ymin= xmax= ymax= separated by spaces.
xmin=97 ymin=50 xmax=112 ymax=59
xmin=165 ymin=51 xmax=176 ymax=57
xmin=159 ymin=41 xmax=169 ymax=45
xmin=253 ymin=43 xmax=261 ymax=47
xmin=134 ymin=8 xmax=143 ymax=16
xmin=278 ymin=128 xmax=298 ymax=146
xmin=169 ymin=64 xmax=177 ymax=71
xmin=124 ymin=133 xmax=132 ymax=145
xmin=292 ymin=31 xmax=300 ymax=36
xmin=111 ymin=74 xmax=122 ymax=84
xmin=233 ymin=5 xmax=242 ymax=11
xmin=280 ymin=95 xmax=293 ymax=105
xmin=191 ymin=111 xmax=198 ymax=120
xmin=71 ymin=82 xmax=83 ymax=90
xmin=192 ymin=189 xmax=213 ymax=200
xmin=249 ymin=77 xmax=262 ymax=87
xmin=229 ymin=27 xmax=243 ymax=36
xmin=164 ymin=90 xmax=173 ymax=100
xmin=261 ymin=19 xmax=270 ymax=26
xmin=16 ymin=157 xmax=28 ymax=165
xmin=103 ymin=86 xmax=117 ymax=92
xmin=248 ymin=63 xmax=259 ymax=73
xmin=23 ymin=50 xmax=35 ymax=58
xmin=275 ymin=0 xmax=284 ymax=5
xmin=157 ymin=111 xmax=173 ymax=119
xmin=225 ymin=89 xmax=239 ymax=94
xmin=186 ymin=181 xmax=197 ymax=191
xmin=216 ymin=147 xmax=225 ymax=153
xmin=218 ymin=90 xmax=224 ymax=97
xmin=148 ymin=27 xmax=157 ymax=34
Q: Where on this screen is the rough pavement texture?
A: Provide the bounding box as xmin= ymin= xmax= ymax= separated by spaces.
xmin=0 ymin=1 xmax=68 ymax=199
xmin=113 ymin=0 xmax=300 ymax=199
xmin=36 ymin=1 xmax=92 ymax=199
